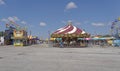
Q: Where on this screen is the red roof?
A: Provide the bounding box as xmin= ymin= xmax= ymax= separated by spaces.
xmin=53 ymin=24 xmax=84 ymax=34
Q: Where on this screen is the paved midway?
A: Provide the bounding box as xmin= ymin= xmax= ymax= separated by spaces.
xmin=0 ymin=44 xmax=120 ymax=71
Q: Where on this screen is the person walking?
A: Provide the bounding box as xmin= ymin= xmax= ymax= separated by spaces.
xmin=59 ymin=40 xmax=64 ymax=48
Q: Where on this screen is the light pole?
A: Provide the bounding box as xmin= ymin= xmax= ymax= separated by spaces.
xmin=48 ymin=31 xmax=51 ymax=43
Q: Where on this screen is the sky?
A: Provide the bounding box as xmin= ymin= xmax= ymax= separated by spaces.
xmin=0 ymin=0 xmax=120 ymax=39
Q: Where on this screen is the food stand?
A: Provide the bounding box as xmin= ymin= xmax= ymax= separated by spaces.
xmin=12 ymin=30 xmax=28 ymax=46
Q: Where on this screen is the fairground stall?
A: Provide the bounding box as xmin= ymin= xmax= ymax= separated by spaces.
xmin=51 ymin=22 xmax=90 ymax=47
xmin=12 ymin=29 xmax=28 ymax=46
xmin=28 ymin=35 xmax=39 ymax=45
xmin=90 ymin=35 xmax=115 ymax=47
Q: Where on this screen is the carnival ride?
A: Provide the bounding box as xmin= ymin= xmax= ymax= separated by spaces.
xmin=4 ymin=21 xmax=17 ymax=45
xmin=51 ymin=22 xmax=90 ymax=47
xmin=4 ymin=19 xmax=28 ymax=46
xmin=111 ymin=17 xmax=120 ymax=46
xmin=11 ymin=21 xmax=28 ymax=46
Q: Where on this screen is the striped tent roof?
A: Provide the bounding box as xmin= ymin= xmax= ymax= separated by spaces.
xmin=53 ymin=24 xmax=85 ymax=35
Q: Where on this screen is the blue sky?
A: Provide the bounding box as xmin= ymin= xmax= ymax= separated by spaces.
xmin=0 ymin=0 xmax=120 ymax=39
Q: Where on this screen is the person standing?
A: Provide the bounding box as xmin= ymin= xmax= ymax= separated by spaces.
xmin=59 ymin=40 xmax=63 ymax=48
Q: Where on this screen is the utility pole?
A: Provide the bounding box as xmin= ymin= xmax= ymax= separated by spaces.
xmin=48 ymin=31 xmax=51 ymax=43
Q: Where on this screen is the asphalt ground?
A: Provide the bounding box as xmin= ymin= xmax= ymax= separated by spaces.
xmin=0 ymin=44 xmax=120 ymax=71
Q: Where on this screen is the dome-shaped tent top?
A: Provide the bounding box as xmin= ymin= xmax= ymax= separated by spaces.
xmin=51 ymin=22 xmax=90 ymax=38
xmin=53 ymin=24 xmax=82 ymax=34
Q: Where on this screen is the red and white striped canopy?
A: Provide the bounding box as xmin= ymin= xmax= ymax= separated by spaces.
xmin=53 ymin=24 xmax=85 ymax=34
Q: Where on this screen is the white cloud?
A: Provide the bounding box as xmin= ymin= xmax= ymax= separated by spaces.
xmin=62 ymin=20 xmax=74 ymax=25
xmin=1 ymin=16 xmax=28 ymax=26
xmin=40 ymin=22 xmax=46 ymax=26
xmin=92 ymin=23 xmax=105 ymax=27
xmin=8 ymin=17 xmax=14 ymax=21
xmin=1 ymin=18 xmax=8 ymax=23
xmin=1 ymin=16 xmax=20 ymax=23
xmin=8 ymin=16 xmax=20 ymax=22
xmin=13 ymin=16 xmax=20 ymax=21
xmin=65 ymin=2 xmax=77 ymax=10
xmin=0 ymin=0 xmax=5 ymax=5
xmin=21 ymin=21 xmax=27 ymax=24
